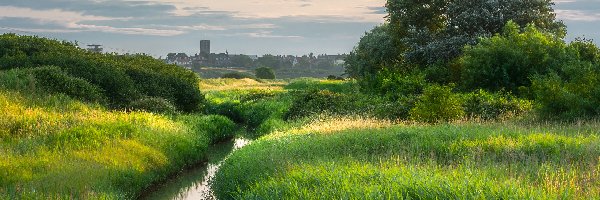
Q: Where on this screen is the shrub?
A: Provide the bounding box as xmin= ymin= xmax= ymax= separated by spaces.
xmin=221 ymin=72 xmax=254 ymax=79
xmin=178 ymin=115 xmax=236 ymax=144
xmin=462 ymin=90 xmax=532 ymax=120
xmin=255 ymin=67 xmax=275 ymax=79
xmin=284 ymin=90 xmax=354 ymax=121
xmin=460 ymin=22 xmax=570 ymax=93
xmin=30 ymin=66 xmax=106 ymax=102
xmin=410 ymin=85 xmax=464 ymax=123
xmin=531 ymin=62 xmax=600 ymax=120
xmin=374 ymin=70 xmax=427 ymax=100
xmin=200 ymin=115 xmax=236 ymax=143
xmin=129 ymin=97 xmax=177 ymax=114
xmin=0 ymin=34 xmax=204 ymax=112
xmin=205 ymin=101 xmax=245 ymax=123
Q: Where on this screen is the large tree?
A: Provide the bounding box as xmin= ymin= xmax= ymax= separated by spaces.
xmin=386 ymin=0 xmax=565 ymax=66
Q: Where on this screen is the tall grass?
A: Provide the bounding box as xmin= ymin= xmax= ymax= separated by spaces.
xmin=0 ymin=89 xmax=236 ymax=199
xmin=200 ymin=78 xmax=286 ymax=92
xmin=213 ymin=119 xmax=600 ymax=199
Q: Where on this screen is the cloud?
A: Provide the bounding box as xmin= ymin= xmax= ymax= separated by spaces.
xmin=0 ymin=6 xmax=187 ymax=36
xmin=556 ymin=9 xmax=600 ymax=21
xmin=140 ymin=0 xmax=386 ymax=22
xmin=0 ymin=6 xmax=123 ymax=22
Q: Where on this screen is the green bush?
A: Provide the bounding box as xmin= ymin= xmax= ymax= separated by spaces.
xmin=0 ymin=68 xmax=38 ymax=92
xmin=255 ymin=67 xmax=275 ymax=79
xmin=531 ymin=62 xmax=600 ymax=120
xmin=410 ymin=85 xmax=464 ymax=123
xmin=129 ymin=97 xmax=177 ymax=114
xmin=0 ymin=34 xmax=203 ymax=112
xmin=205 ymin=101 xmax=245 ymax=123
xmin=374 ymin=70 xmax=427 ymax=100
xmin=460 ymin=22 xmax=570 ymax=92
xmin=178 ymin=115 xmax=236 ymax=144
xmin=462 ymin=90 xmax=532 ymax=120
xmin=30 ymin=66 xmax=106 ymax=102
xmin=201 ymin=115 xmax=236 ymax=143
xmin=284 ymin=90 xmax=354 ymax=120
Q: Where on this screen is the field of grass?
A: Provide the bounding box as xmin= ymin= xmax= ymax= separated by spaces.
xmin=200 ymin=79 xmax=600 ymax=200
xmin=0 ymin=89 xmax=236 ymax=199
xmin=200 ymin=78 xmax=287 ymax=92
xmin=213 ymin=118 xmax=600 ymax=199
xmin=3 ymin=75 xmax=599 ymax=199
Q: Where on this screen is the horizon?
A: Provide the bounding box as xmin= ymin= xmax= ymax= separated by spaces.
xmin=0 ymin=0 xmax=598 ymax=58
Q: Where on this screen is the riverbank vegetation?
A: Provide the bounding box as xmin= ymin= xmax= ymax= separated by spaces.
xmin=210 ymin=0 xmax=600 ymax=199
xmin=3 ymin=0 xmax=600 ymax=199
xmin=0 ymin=34 xmax=236 ymax=199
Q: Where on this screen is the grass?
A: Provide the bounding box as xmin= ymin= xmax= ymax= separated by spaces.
xmin=213 ymin=118 xmax=600 ymax=199
xmin=0 ymin=90 xmax=236 ymax=199
xmin=4 ymin=73 xmax=598 ymax=199
xmin=284 ymin=78 xmax=359 ymax=93
xmin=200 ymin=78 xmax=286 ymax=92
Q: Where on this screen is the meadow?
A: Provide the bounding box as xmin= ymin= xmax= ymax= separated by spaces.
xmin=1 ymin=33 xmax=599 ymax=200
xmin=206 ymin=78 xmax=600 ymax=200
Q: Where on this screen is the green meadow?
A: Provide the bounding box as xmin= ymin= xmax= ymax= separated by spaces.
xmin=3 ymin=1 xmax=600 ymax=197
xmin=204 ymin=79 xmax=600 ymax=200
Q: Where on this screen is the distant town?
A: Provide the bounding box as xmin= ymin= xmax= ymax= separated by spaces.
xmin=164 ymin=40 xmax=347 ymax=78
xmin=85 ymin=40 xmax=348 ymax=78
xmin=164 ymin=40 xmax=347 ymax=69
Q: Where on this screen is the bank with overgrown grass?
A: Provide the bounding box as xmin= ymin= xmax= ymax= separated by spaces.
xmin=0 ymin=34 xmax=239 ymax=199
xmin=213 ymin=117 xmax=600 ymax=199
xmin=0 ymin=90 xmax=236 ymax=199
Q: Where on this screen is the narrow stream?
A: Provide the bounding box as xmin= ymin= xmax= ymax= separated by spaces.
xmin=141 ymin=138 xmax=250 ymax=200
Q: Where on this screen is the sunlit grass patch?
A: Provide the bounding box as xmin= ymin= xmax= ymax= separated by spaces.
xmin=239 ymin=160 xmax=554 ymax=200
xmin=264 ymin=116 xmax=394 ymax=139
xmin=0 ymin=90 xmax=234 ymax=199
xmin=214 ymin=119 xmax=600 ymax=199
xmin=200 ymin=78 xmax=286 ymax=91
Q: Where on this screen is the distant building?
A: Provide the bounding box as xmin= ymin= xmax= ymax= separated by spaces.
xmin=87 ymin=44 xmax=103 ymax=53
xmin=211 ymin=53 xmax=231 ymax=67
xmin=165 ymin=53 xmax=192 ymax=67
xmin=200 ymin=40 xmax=210 ymax=56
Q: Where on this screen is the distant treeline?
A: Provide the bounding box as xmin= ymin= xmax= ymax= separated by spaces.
xmin=0 ymin=33 xmax=204 ymax=113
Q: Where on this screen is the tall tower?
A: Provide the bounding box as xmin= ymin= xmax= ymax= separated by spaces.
xmin=200 ymin=40 xmax=210 ymax=56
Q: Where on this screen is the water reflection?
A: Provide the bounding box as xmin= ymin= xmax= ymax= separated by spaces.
xmin=141 ymin=138 xmax=250 ymax=200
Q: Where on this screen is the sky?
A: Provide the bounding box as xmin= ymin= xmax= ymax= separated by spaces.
xmin=0 ymin=0 xmax=598 ymax=58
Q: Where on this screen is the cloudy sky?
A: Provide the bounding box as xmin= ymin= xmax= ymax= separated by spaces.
xmin=0 ymin=0 xmax=598 ymax=57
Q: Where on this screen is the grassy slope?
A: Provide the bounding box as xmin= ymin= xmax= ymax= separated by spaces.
xmin=0 ymin=89 xmax=234 ymax=199
xmin=209 ymin=79 xmax=600 ymax=199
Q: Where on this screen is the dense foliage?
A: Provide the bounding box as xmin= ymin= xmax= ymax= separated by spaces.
xmin=221 ymin=71 xmax=255 ymax=79
xmin=461 ymin=22 xmax=569 ymax=92
xmin=255 ymin=67 xmax=276 ymax=79
xmin=345 ymin=0 xmax=600 ymax=121
xmin=0 ymin=34 xmax=203 ymax=112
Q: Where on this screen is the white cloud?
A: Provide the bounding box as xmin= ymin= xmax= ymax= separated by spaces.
xmin=0 ymin=6 xmax=124 ymax=23
xmin=130 ymin=0 xmax=387 ymax=22
xmin=556 ymin=9 xmax=600 ymax=21
xmin=0 ymin=6 xmax=184 ymax=36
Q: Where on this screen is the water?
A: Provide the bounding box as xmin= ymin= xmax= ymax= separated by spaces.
xmin=140 ymin=138 xmax=250 ymax=200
